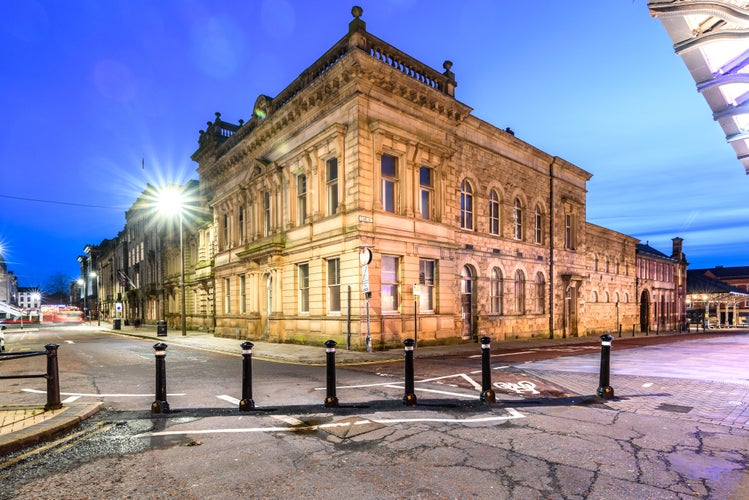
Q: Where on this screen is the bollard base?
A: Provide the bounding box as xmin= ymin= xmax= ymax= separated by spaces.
xmin=480 ymin=389 xmax=496 ymax=404
xmin=151 ymin=400 xmax=170 ymax=414
xmin=239 ymin=399 xmax=255 ymax=411
xmin=597 ymin=386 xmax=614 ymax=400
xmin=403 ymin=393 xmax=417 ymax=407
xmin=324 ymin=396 xmax=339 ymax=408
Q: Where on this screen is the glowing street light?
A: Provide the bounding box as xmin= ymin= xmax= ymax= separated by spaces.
xmin=158 ymin=185 xmax=187 ymax=336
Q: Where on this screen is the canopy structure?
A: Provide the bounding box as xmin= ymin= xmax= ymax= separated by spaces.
xmin=649 ymin=1 xmax=749 ymax=175
xmin=686 ymin=269 xmax=749 ymax=325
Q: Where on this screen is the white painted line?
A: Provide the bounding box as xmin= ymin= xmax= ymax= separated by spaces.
xmin=383 ymin=384 xmax=476 ymax=399
xmin=217 ymin=395 xmax=240 ymax=405
xmin=64 ymin=340 xmax=75 ymax=344
xmin=22 ymin=388 xmax=187 ymax=397
xmin=469 ymin=351 xmax=536 ymax=359
xmin=133 ymin=410 xmax=526 ymax=438
xmin=62 ymin=395 xmax=81 ymax=403
xmin=642 ymin=382 xmax=654 ymax=388
xmin=273 ymin=414 xmax=305 ymax=426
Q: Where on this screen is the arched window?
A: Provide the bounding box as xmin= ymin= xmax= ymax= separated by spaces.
xmin=513 ymin=198 xmax=523 ymax=240
xmin=604 ymin=291 xmax=610 ymax=303
xmin=534 ymin=205 xmax=542 ymax=244
xmin=592 ymin=291 xmax=598 ymax=302
xmin=460 ymin=180 xmax=474 ymax=230
xmin=535 ymin=272 xmax=545 ymax=313
xmin=489 ymin=190 xmax=500 ymax=235
xmin=514 ymin=269 xmax=525 ymax=314
xmin=490 ymin=267 xmax=503 ymax=314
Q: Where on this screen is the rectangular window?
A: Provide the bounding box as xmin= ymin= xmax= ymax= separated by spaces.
xmin=239 ymin=275 xmax=246 ymax=314
xmin=327 ymin=258 xmax=341 ymax=313
xmin=238 ymin=206 xmax=244 ymax=244
xmin=297 ymin=174 xmax=307 ymax=225
xmin=381 ymin=255 xmax=400 ymax=312
xmin=534 ymin=208 xmax=542 ymax=244
xmin=381 ymin=154 xmax=397 ymax=213
xmin=419 ymin=259 xmax=435 ymax=311
xmin=419 ymin=166 xmax=432 ymax=220
xmin=223 ymin=213 xmax=229 ymax=249
xmin=326 ymin=158 xmax=339 ymax=216
xmin=565 ymin=214 xmax=576 ymax=250
xmin=263 ymin=192 xmax=271 ymax=237
xmin=298 ymin=263 xmax=309 ymax=313
xmin=224 ymin=277 xmax=231 ymax=314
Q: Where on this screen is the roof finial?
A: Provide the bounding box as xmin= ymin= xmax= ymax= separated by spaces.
xmin=352 ymin=5 xmax=363 ymax=19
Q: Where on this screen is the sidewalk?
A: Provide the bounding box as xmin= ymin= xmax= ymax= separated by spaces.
xmin=1 ymin=322 xmax=741 ymax=457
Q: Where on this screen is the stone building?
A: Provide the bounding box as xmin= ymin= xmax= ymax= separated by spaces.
xmin=186 ymin=6 xmax=655 ymax=347
xmin=635 ymin=238 xmax=688 ymax=333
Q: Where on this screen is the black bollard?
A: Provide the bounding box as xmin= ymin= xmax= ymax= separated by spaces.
xmin=596 ymin=334 xmax=614 ymax=400
xmin=239 ymin=341 xmax=255 ymax=411
xmin=324 ymin=340 xmax=339 ymax=408
xmin=403 ymin=338 xmax=417 ymax=406
xmin=479 ymin=337 xmax=496 ymax=404
xmin=151 ymin=342 xmax=170 ymax=414
xmin=44 ymin=343 xmax=62 ymax=411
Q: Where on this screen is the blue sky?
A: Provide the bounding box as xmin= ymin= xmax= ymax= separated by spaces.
xmin=1 ymin=0 xmax=747 ymax=289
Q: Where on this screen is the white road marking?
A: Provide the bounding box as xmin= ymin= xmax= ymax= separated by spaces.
xmin=22 ymin=388 xmax=186 ymax=397
xmin=217 ymin=394 xmax=240 ymax=405
xmin=273 ymin=414 xmax=305 ymax=426
xmin=642 ymin=382 xmax=654 ymax=388
xmin=469 ymin=351 xmax=535 ymax=359
xmin=62 ymin=395 xmax=82 ymax=403
xmin=384 ymin=384 xmax=477 ymax=399
xmin=65 ymin=340 xmax=75 ymax=344
xmin=132 ymin=410 xmax=526 ymax=438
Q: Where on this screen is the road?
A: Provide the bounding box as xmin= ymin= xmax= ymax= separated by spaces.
xmin=1 ymin=326 xmax=748 ymax=499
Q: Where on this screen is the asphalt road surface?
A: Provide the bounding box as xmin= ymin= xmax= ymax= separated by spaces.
xmin=1 ymin=327 xmax=748 ymax=499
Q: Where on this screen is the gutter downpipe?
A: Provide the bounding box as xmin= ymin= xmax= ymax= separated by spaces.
xmin=548 ymin=157 xmax=558 ymax=339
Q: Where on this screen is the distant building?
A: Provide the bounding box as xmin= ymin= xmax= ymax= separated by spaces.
xmin=687 ymin=266 xmax=749 ymax=326
xmin=636 ymin=238 xmax=688 ymax=332
xmin=17 ymin=287 xmax=41 ymax=311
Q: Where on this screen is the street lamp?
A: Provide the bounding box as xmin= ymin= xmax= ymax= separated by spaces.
xmin=158 ymin=185 xmax=187 ymax=336
xmin=32 ymin=292 xmax=42 ymax=324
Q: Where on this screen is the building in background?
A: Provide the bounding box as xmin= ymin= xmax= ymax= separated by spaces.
xmin=687 ymin=266 xmax=749 ymax=326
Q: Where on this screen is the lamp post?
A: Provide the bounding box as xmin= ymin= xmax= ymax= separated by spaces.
xmin=77 ymin=278 xmax=87 ymax=321
xmin=90 ymin=271 xmax=99 ymax=326
xmin=159 ymin=185 xmax=187 ymax=336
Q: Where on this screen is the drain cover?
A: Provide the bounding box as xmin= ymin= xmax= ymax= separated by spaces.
xmin=657 ymin=403 xmax=693 ymax=414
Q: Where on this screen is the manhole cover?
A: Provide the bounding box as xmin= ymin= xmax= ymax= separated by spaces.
xmin=656 ymin=403 xmax=693 ymax=414
xmin=320 ymin=417 xmax=384 ymax=439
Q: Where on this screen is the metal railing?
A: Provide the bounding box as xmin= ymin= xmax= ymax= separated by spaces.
xmin=0 ymin=343 xmax=62 ymax=410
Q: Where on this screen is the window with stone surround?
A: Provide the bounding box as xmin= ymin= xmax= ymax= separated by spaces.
xmin=381 ymin=154 xmax=397 ymax=213
xmin=513 ymin=198 xmax=523 ymax=240
xmin=490 ymin=267 xmax=503 ymax=314
xmin=298 ymin=263 xmax=309 ymax=313
xmin=419 ymin=258 xmax=435 ymax=311
xmin=419 ymin=166 xmax=433 ymax=220
xmin=534 ymin=205 xmax=542 ymax=244
xmin=326 ymin=158 xmax=339 ymax=216
xmin=489 ymin=189 xmax=500 ymax=235
xmin=535 ymin=272 xmax=545 ymax=313
xmin=381 ymin=255 xmax=400 ymax=313
xmin=460 ymin=179 xmax=474 ymax=230
xmin=514 ymin=269 xmax=525 ymax=314
xmin=296 ymin=174 xmax=307 ymax=225
xmin=327 ymin=257 xmax=341 ymax=314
